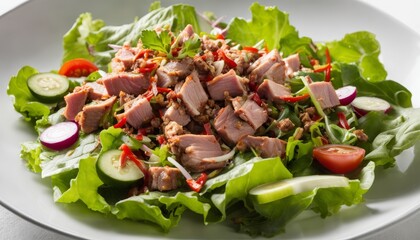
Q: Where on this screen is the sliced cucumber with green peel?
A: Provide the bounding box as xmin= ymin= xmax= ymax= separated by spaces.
xmin=249 ymin=175 xmax=349 ymax=204
xmin=96 ymin=149 xmax=144 ymax=186
xmin=27 ymin=72 xmax=69 ymax=103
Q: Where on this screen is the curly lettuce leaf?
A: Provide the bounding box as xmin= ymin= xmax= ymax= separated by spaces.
xmin=7 ymin=66 xmax=51 ymax=123
xmin=323 ymin=31 xmax=387 ymax=82
xmin=202 ymin=155 xmax=293 ymax=222
xmin=63 ymin=4 xmax=205 ymax=68
xmin=239 ymin=161 xmax=375 ymax=237
xmin=333 ymin=63 xmax=412 ymax=107
xmin=20 ymin=141 xmax=43 ymax=173
xmin=227 ymin=2 xmax=314 ymax=56
xmin=53 ymin=156 xmax=111 ymax=213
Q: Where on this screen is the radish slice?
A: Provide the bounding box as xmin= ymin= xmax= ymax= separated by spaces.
xmin=351 ymin=96 xmax=391 ymax=116
xmin=336 ymin=86 xmax=357 ymax=105
xmin=249 ymin=175 xmax=349 ymax=204
xmin=40 ymin=122 xmax=79 ymax=150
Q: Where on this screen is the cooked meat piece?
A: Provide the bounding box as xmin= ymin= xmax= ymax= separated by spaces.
xmin=230 ymin=96 xmax=245 ymax=112
xmin=178 ymin=24 xmax=195 ymax=44
xmin=178 ymin=71 xmax=208 ymax=116
xmin=116 ymin=96 xmax=153 ymax=129
xmin=283 ymin=53 xmax=301 ymax=77
xmin=264 ymin=62 xmax=287 ymax=84
xmin=257 ymin=79 xmax=291 ymax=103
xmin=75 ymin=96 xmax=117 ymax=133
xmin=114 ymin=44 xmax=136 ymax=70
xmin=148 ymin=166 xmax=182 ymax=191
xmin=248 ymin=49 xmax=283 ymax=83
xmin=164 ymin=121 xmax=184 ymax=139
xmin=234 ymin=98 xmax=268 ymax=130
xmin=308 ymin=81 xmax=340 ymax=109
xmin=354 ymin=129 xmax=369 ymax=142
xmin=214 ymin=104 xmax=255 ymax=146
xmin=101 ymin=72 xmax=149 ymax=96
xmin=63 ymin=86 xmax=89 ymax=121
xmin=84 ymin=82 xmax=108 ymax=100
xmin=206 ymin=69 xmax=246 ymax=101
xmin=118 ymin=91 xmax=135 ymax=107
xmin=163 ymin=104 xmax=191 ymax=126
xmin=236 ymin=135 xmax=287 ymax=158
xmin=277 ymin=118 xmax=295 ymax=132
xmin=156 ymin=58 xmax=194 ymax=87
xmin=169 ymin=134 xmax=226 ymax=173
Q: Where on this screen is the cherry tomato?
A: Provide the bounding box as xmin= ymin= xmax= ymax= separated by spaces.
xmin=313 ymin=144 xmax=365 ymax=174
xmin=58 ymin=58 xmax=99 ymax=77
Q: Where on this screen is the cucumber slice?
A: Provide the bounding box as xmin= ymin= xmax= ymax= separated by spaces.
xmin=27 ymin=72 xmax=69 ymax=103
xmin=96 ymin=149 xmax=144 ymax=186
xmin=249 ymin=175 xmax=349 ymax=204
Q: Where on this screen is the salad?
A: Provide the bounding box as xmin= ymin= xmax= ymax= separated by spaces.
xmin=6 ymin=2 xmax=420 ymax=237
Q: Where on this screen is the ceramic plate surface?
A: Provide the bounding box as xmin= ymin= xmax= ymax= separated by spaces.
xmin=1 ymin=0 xmax=420 ymax=239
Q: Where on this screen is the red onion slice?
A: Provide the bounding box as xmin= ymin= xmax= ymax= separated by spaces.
xmin=40 ymin=121 xmax=79 ymax=151
xmin=336 ymin=86 xmax=357 ymax=105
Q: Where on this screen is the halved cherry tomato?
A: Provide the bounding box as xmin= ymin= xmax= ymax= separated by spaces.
xmin=58 ymin=58 xmax=99 ymax=77
xmin=313 ymin=144 xmax=365 ymax=174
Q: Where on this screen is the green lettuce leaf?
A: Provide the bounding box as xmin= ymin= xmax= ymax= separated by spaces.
xmin=227 ymin=2 xmax=314 ymax=56
xmin=54 ymin=156 xmax=111 ymax=213
xmin=334 ymin=63 xmax=412 ymax=107
xmin=202 ymin=155 xmax=293 ymax=222
xmin=325 ymin=31 xmax=387 ymax=82
xmin=238 ymin=161 xmax=375 ymax=237
xmin=363 ymin=108 xmax=420 ymax=167
xmin=7 ymin=66 xmax=51 ymax=123
xmin=63 ymin=4 xmax=204 ymax=68
xmin=20 ymin=141 xmax=43 ymax=173
xmin=40 ymin=134 xmax=100 ymax=178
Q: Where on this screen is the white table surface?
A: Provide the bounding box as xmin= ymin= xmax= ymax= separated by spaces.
xmin=1 ymin=0 xmax=420 ymax=239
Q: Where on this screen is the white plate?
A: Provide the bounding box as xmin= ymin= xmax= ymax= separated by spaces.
xmin=1 ymin=0 xmax=420 ymax=239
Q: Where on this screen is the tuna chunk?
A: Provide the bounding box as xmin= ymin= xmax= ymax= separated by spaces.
xmin=257 ymin=79 xmax=291 ymax=103
xmin=114 ymin=44 xmax=136 ymax=70
xmin=179 ymin=24 xmax=195 ymax=44
xmin=101 ymin=73 xmax=149 ymax=96
xmin=148 ymin=166 xmax=182 ymax=191
xmin=214 ymin=104 xmax=255 ymax=146
xmin=206 ymin=69 xmax=246 ymax=101
xmin=308 ymin=81 xmax=340 ymax=109
xmin=164 ymin=121 xmax=185 ymax=139
xmin=116 ymin=96 xmax=153 ymax=129
xmin=283 ymin=53 xmax=301 ymax=77
xmin=234 ymin=98 xmax=268 ymax=130
xmin=63 ymin=86 xmax=89 ymax=121
xmin=248 ymin=49 xmax=283 ymax=83
xmin=178 ymin=71 xmax=208 ymax=116
xmin=264 ymin=62 xmax=287 ymax=84
xmin=163 ymin=104 xmax=191 ymax=126
xmin=169 ymin=134 xmax=226 ymax=173
xmin=156 ymin=58 xmax=194 ymax=87
xmin=85 ymin=82 xmax=108 ymax=100
xmin=236 ymin=135 xmax=287 ymax=158
xmin=75 ymin=96 xmax=117 ymax=133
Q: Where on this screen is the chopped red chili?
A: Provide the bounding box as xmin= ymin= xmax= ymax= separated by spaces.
xmin=156 ymin=135 xmax=166 ymax=145
xmin=215 ymin=34 xmax=225 ymax=40
xmin=186 ymin=172 xmax=208 ymax=192
xmin=217 ymin=49 xmax=237 ymax=68
xmin=337 ymin=112 xmax=350 ymax=129
xmin=242 ymin=46 xmax=259 ymax=53
xmin=202 ymin=122 xmax=212 ymax=135
xmin=139 ymin=62 xmax=157 ymax=73
xmin=280 ymin=93 xmax=310 ymax=103
xmin=113 ymin=117 xmax=127 ymax=128
xmin=119 ymin=144 xmax=149 ymax=179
